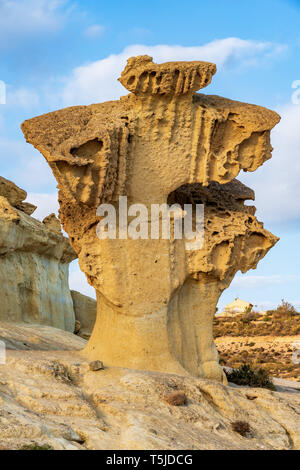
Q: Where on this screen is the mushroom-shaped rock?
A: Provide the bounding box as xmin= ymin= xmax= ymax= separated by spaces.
xmin=21 ymin=57 xmax=280 ymax=382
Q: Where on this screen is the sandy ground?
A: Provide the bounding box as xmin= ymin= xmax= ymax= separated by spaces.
xmin=216 ymin=335 xmax=300 ymax=381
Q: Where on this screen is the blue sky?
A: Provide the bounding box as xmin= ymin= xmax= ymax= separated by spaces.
xmin=0 ymin=0 xmax=300 ymax=310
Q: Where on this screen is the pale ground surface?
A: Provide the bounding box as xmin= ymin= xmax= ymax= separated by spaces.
xmin=216 ymin=336 xmax=300 ymax=381
xmin=0 ymin=323 xmax=299 ymax=450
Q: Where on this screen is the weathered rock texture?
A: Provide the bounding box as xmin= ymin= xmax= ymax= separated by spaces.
xmin=22 ymin=56 xmax=280 ymax=381
xmin=0 ymin=177 xmax=77 ymax=331
xmin=71 ymin=290 xmax=97 ymax=339
xmin=0 ymin=345 xmax=299 ymax=450
xmin=0 ymin=321 xmax=87 ymax=351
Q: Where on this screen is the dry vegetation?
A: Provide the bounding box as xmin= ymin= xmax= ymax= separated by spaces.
xmin=214 ymin=301 xmax=300 ymax=338
xmin=214 ymin=300 xmax=300 ymax=380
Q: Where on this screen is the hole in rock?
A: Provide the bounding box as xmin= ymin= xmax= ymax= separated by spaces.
xmin=70 ymin=139 xmax=103 ymax=160
xmin=127 ymin=75 xmax=136 ymax=86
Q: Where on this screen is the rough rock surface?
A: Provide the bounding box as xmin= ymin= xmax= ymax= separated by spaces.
xmin=22 ymin=56 xmax=280 ymax=381
xmin=0 ymin=179 xmax=77 ymax=331
xmin=0 ymin=344 xmax=299 ymax=450
xmin=71 ymin=290 xmax=96 ymax=339
xmin=0 ymin=322 xmax=86 ymax=351
xmin=0 ymin=176 xmax=27 ymax=207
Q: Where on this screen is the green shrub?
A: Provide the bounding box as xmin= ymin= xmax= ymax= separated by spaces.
xmin=20 ymin=443 xmax=53 ymax=451
xmin=225 ymin=364 xmax=276 ymax=391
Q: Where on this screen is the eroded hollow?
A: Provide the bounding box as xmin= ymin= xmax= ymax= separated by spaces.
xmin=70 ymin=138 xmax=103 ymax=160
xmin=167 ymin=179 xmax=255 ymax=214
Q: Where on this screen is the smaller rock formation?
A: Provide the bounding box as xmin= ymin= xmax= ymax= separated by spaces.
xmin=0 ymin=175 xmax=37 ymax=215
xmin=42 ymin=213 xmax=63 ymax=233
xmin=71 ymin=290 xmax=97 ymax=339
xmin=0 ymin=176 xmax=77 ymax=331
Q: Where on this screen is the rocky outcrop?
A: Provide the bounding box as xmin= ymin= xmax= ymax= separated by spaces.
xmin=21 ymin=56 xmax=280 ymax=381
xmin=0 ymin=177 xmax=77 ymax=331
xmin=0 ymin=175 xmax=37 ymax=215
xmin=0 ymin=321 xmax=86 ymax=351
xmin=0 ymin=339 xmax=299 ymax=450
xmin=71 ymin=290 xmax=96 ymax=339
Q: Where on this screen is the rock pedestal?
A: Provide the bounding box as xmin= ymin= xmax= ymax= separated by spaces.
xmin=22 ymin=56 xmax=280 ymax=381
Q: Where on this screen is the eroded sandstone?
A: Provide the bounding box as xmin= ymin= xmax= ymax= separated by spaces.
xmin=71 ymin=290 xmax=96 ymax=339
xmin=0 ymin=344 xmax=299 ymax=450
xmin=0 ymin=179 xmax=77 ymax=331
xmin=21 ymin=56 xmax=280 ymax=381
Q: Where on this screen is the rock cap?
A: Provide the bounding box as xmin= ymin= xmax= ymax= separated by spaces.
xmin=119 ymin=55 xmax=216 ymax=96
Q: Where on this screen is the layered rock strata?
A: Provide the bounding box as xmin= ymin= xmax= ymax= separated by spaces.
xmin=0 ymin=178 xmax=77 ymax=331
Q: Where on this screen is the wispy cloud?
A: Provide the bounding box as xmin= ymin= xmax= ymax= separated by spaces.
xmin=26 ymin=192 xmax=59 ymax=220
xmin=0 ymin=0 xmax=73 ymax=45
xmin=6 ymin=86 xmax=40 ymax=108
xmin=60 ymin=38 xmax=285 ymax=106
xmin=240 ymin=102 xmax=300 ymax=223
xmin=83 ymin=24 xmax=105 ymax=39
xmin=231 ymin=274 xmax=299 ymax=289
xmin=0 ymin=138 xmax=56 ymax=192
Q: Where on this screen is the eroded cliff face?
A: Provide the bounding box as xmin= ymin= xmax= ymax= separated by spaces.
xmin=21 ymin=56 xmax=280 ymax=381
xmin=0 ymin=177 xmax=77 ymax=331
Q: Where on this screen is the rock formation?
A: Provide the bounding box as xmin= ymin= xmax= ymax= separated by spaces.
xmin=71 ymin=290 xmax=97 ymax=339
xmin=0 ymin=342 xmax=300 ymax=450
xmin=0 ymin=177 xmax=77 ymax=331
xmin=21 ymin=56 xmax=280 ymax=381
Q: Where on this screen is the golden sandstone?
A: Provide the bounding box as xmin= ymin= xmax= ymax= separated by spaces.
xmin=22 ymin=56 xmax=280 ymax=382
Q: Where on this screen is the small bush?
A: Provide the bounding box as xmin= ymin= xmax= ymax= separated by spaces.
xmin=276 ymin=299 xmax=296 ymax=316
xmin=244 ymin=305 xmax=253 ymax=314
xmin=20 ymin=443 xmax=53 ymax=451
xmin=225 ymin=364 xmax=276 ymax=391
xmin=163 ymin=390 xmax=187 ymax=406
xmin=262 ymin=316 xmax=271 ymax=322
xmin=231 ymin=420 xmax=251 ymax=437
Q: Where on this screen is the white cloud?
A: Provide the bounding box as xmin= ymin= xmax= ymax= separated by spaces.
xmin=61 ymin=38 xmax=285 ymax=106
xmin=83 ymin=24 xmax=105 ymax=39
xmin=240 ymin=103 xmax=300 ymax=223
xmin=6 ymin=87 xmax=40 ymax=108
xmin=0 ymin=138 xmax=57 ymax=192
xmin=69 ymin=260 xmax=96 ymax=298
xmin=231 ymin=274 xmax=299 ymax=289
xmin=0 ymin=0 xmax=72 ymax=42
xmin=26 ymin=192 xmax=59 ymax=220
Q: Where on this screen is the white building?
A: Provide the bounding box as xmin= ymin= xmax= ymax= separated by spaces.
xmin=222 ymin=298 xmax=253 ymax=316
